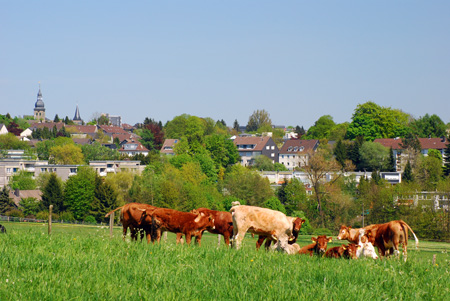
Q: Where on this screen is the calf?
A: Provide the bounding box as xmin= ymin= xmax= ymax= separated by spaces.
xmin=230 ymin=205 xmax=294 ymax=252
xmin=298 ymin=235 xmax=332 ymax=256
xmin=256 ymin=217 xmax=305 ymax=250
xmin=324 ymin=243 xmax=359 ymax=259
xmin=151 ymin=208 xmax=215 ymax=245
xmin=284 ymin=243 xmax=301 ymax=255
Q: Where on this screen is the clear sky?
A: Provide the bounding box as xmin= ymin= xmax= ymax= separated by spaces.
xmin=1 ymin=1 xmax=449 ymax=129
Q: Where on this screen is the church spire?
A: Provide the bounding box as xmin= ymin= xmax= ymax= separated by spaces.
xmin=34 ymin=83 xmax=46 ymax=121
xmin=73 ymin=104 xmax=83 ymax=125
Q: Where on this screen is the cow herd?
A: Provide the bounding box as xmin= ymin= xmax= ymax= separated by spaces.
xmin=105 ymin=202 xmax=419 ymax=261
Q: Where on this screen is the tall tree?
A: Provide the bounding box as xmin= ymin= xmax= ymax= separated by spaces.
xmin=64 ymin=167 xmax=96 ymax=220
xmin=0 ymin=186 xmax=15 ymax=214
xmin=54 ymin=114 xmax=60 ymax=122
xmin=410 ymin=114 xmax=446 ymax=138
xmin=90 ymin=175 xmax=118 ymax=223
xmin=302 ymin=150 xmax=341 ymax=227
xmin=443 ymin=137 xmax=450 ymax=177
xmin=359 ymin=141 xmax=390 ymax=171
xmin=294 ymin=125 xmax=306 ymax=139
xmin=49 ymin=144 xmax=85 ymax=165
xmin=233 ymin=119 xmax=240 ymax=132
xmin=41 ymin=173 xmax=65 ymax=213
xmin=403 ymin=161 xmax=414 ymax=183
xmin=333 ymin=140 xmax=347 ymax=169
xmin=246 ymin=109 xmax=272 ymax=132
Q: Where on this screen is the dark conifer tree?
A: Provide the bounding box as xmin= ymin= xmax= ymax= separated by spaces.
xmin=233 ymin=119 xmax=240 ymax=132
xmin=334 ymin=140 xmax=347 ymax=169
xmin=41 ymin=173 xmax=64 ymax=213
xmin=0 ymin=186 xmax=15 ymax=214
xmin=388 ymin=147 xmax=396 ymax=172
xmin=403 ymin=161 xmax=414 ymax=183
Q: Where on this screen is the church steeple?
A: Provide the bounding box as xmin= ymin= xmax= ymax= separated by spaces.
xmin=34 ymin=83 xmax=46 ymax=121
xmin=73 ymin=104 xmax=83 ymax=125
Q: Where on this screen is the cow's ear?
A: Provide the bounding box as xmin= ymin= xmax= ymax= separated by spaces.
xmin=192 ymin=209 xmax=198 ymax=215
xmin=342 ymin=245 xmax=347 ymax=250
xmin=301 ymin=219 xmax=305 ymax=224
xmin=328 ymin=237 xmax=333 ymax=242
xmin=348 ymin=226 xmax=352 ymax=229
xmin=311 ymin=237 xmax=317 ymax=242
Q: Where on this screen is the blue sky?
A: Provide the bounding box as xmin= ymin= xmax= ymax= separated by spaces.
xmin=1 ymin=1 xmax=449 ymax=129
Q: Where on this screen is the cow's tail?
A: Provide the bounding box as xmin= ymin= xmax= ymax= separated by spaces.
xmin=105 ymin=206 xmax=124 ymax=218
xmin=400 ymin=220 xmax=419 ymax=249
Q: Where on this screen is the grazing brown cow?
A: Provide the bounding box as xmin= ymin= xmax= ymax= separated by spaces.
xmin=337 ymin=220 xmax=419 ymax=261
xmin=298 ymin=235 xmax=332 ymax=256
xmin=105 ymin=203 xmax=157 ymax=243
xmin=189 ymin=208 xmax=233 ymax=246
xmin=325 ymin=243 xmax=359 ymax=259
xmin=151 ymin=208 xmax=215 ymax=245
xmin=230 ymin=205 xmax=295 ymax=252
xmin=256 ymin=217 xmax=305 ymax=250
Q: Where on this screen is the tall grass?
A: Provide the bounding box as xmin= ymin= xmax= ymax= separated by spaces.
xmin=1 ymin=222 xmax=449 ymax=300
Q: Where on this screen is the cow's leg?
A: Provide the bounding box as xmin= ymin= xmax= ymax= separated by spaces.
xmin=224 ymin=234 xmax=231 ymax=247
xmin=264 ymin=238 xmax=273 ymax=251
xmin=122 ymin=225 xmax=127 ymax=241
xmin=176 ymin=233 xmax=183 ymax=244
xmin=185 ymin=233 xmax=192 ymax=245
xmin=195 ymin=232 xmax=203 ymax=246
xmin=233 ymin=227 xmax=248 ymax=250
xmin=256 ymin=236 xmax=266 ymax=250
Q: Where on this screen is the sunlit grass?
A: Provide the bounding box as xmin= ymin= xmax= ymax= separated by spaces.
xmin=1 ymin=222 xmax=449 ymax=299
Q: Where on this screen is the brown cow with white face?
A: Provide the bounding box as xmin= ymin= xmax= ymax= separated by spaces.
xmin=105 ymin=203 xmax=157 ymax=243
xmin=325 ymin=243 xmax=359 ymax=259
xmin=337 ymin=220 xmax=418 ymax=261
xmin=151 ymin=208 xmax=215 ymax=246
xmin=230 ymin=205 xmax=295 ymax=252
xmin=298 ymin=235 xmax=332 ymax=256
xmin=256 ymin=217 xmax=305 ymax=250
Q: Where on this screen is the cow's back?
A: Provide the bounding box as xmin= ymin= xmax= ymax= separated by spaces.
xmin=231 ymin=205 xmax=290 ymax=235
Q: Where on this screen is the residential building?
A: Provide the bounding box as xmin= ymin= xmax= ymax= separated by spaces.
xmin=9 ymin=189 xmax=42 ymax=207
xmin=374 ymin=137 xmax=448 ymax=171
xmin=118 ymin=139 xmax=149 ymax=156
xmin=278 ymin=139 xmax=319 ymax=170
xmin=0 ymin=158 xmax=48 ymax=188
xmin=232 ymin=136 xmax=279 ymax=166
xmin=89 ymin=160 xmax=145 ymax=176
xmin=160 ymin=139 xmax=180 ymax=155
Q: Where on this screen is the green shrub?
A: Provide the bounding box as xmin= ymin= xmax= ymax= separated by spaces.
xmin=84 ymin=215 xmax=97 ymax=224
xmin=59 ymin=211 xmax=75 ymax=221
xmin=5 ymin=209 xmax=24 ymax=218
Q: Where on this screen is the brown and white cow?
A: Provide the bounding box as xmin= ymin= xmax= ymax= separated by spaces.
xmin=298 ymin=235 xmax=332 ymax=256
xmin=256 ymin=217 xmax=305 ymax=250
xmin=337 ymin=220 xmax=419 ymax=261
xmin=356 ymin=229 xmax=378 ymax=259
xmin=151 ymin=208 xmax=215 ymax=245
xmin=105 ymin=203 xmax=157 ymax=243
xmin=230 ymin=205 xmax=295 ymax=252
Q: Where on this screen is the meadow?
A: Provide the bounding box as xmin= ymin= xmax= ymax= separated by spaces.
xmin=1 ymin=222 xmax=449 ymax=300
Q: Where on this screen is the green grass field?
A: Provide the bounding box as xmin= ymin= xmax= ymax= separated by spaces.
xmin=1 ymin=222 xmax=449 ymax=300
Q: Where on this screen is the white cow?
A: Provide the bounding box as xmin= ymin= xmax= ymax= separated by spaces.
xmin=230 ymin=205 xmax=293 ymax=252
xmin=356 ymin=229 xmax=378 ymax=259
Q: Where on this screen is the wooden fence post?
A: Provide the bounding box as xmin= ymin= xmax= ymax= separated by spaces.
xmin=432 ymin=254 xmax=437 ymax=266
xmin=109 ymin=211 xmax=115 ymax=238
xmin=48 ymin=205 xmax=53 ymax=235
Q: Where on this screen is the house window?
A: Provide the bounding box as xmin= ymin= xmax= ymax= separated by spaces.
xmin=266 ymin=146 xmax=270 ymax=150
xmin=70 ymin=168 xmax=77 ymax=173
xmin=271 ymin=153 xmax=275 ymax=157
xmin=6 ymin=168 xmax=11 ymax=173
xmin=271 ymin=146 xmax=275 ymax=150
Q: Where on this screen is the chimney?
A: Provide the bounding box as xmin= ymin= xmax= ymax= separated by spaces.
xmin=441 ymin=136 xmax=446 ymax=143
xmin=14 ymin=188 xmax=20 ymax=197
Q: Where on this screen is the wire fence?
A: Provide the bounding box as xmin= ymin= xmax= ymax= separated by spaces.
xmin=0 ymin=215 xmax=117 ymax=226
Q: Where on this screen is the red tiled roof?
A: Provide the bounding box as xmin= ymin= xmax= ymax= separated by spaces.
xmin=98 ymin=125 xmax=128 ymax=134
xmin=233 ymin=136 xmax=272 ymax=151
xmin=374 ymin=137 xmax=448 ymax=150
xmin=65 ymin=125 xmax=97 ymax=134
xmin=279 ymin=139 xmax=319 ymax=154
xmin=160 ymin=139 xmax=180 ymax=154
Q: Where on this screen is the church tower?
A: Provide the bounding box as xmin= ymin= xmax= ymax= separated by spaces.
xmin=34 ymin=84 xmax=46 ymax=121
xmin=73 ymin=104 xmax=83 ymax=125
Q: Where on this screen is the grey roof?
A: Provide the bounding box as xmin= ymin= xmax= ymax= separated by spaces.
xmin=73 ymin=105 xmax=82 ymax=121
xmin=34 ymin=87 xmax=45 ymax=110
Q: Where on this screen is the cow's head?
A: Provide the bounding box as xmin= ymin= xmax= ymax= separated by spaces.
xmin=337 ymin=225 xmax=350 ymax=241
xmin=312 ymin=235 xmax=332 ymax=254
xmin=292 ymin=218 xmax=305 ymax=233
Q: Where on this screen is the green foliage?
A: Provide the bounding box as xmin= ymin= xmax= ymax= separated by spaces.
xmin=81 ymin=142 xmax=121 ymax=163
xmin=0 ymin=133 xmax=30 ymax=150
xmin=403 ymin=161 xmax=414 ymax=183
xmin=5 ymin=209 xmax=24 ymax=217
xmin=20 ymin=197 xmax=41 ymax=216
xmin=415 ymin=155 xmax=443 ymax=190
xmin=205 ymin=134 xmax=240 ymax=169
xmin=346 ymin=101 xmax=409 ymax=141
xmin=49 ymin=144 xmax=84 ymax=165
xmin=223 ymin=165 xmax=273 ymax=207
xmin=305 ymin=115 xmax=336 ymax=139
xmin=64 ymin=166 xmax=96 ymax=220
xmin=444 ymin=138 xmax=450 ymax=177
xmin=59 ymin=211 xmax=76 ymax=221
xmin=0 ymin=186 xmax=15 ymax=214
xmin=252 ymin=155 xmax=275 ymax=171
xmin=276 ymin=179 xmax=308 ymax=216
xmin=427 ymin=149 xmax=442 ymax=161
xmin=9 ymin=170 xmax=37 ymax=190
xmin=410 ymin=114 xmax=447 ymax=138
xmin=246 ymin=109 xmax=272 ymax=132
xmin=359 ymin=141 xmax=390 ymax=171
xmin=333 ymin=140 xmax=347 ymax=169
xmin=41 ymin=173 xmax=65 ymax=213
xmin=222 ymin=196 xmax=245 ymax=211
xmin=90 ymin=175 xmax=118 ymax=223
xmin=262 ymin=196 xmax=286 ymax=214
xmin=83 ymin=215 xmax=97 ymax=224
xmin=388 ymin=147 xmax=396 ymax=172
